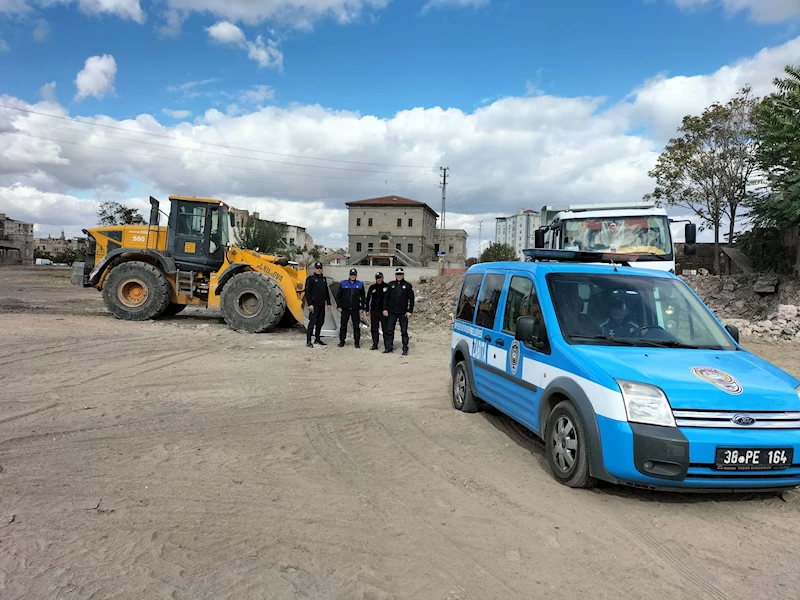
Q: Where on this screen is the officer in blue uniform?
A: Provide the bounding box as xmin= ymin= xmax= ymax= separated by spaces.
xmin=336 ymin=268 xmax=366 ymax=348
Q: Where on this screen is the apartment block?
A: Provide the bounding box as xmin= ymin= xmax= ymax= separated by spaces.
xmin=0 ymin=213 xmax=34 ymax=265
xmin=495 ymin=209 xmax=541 ymax=259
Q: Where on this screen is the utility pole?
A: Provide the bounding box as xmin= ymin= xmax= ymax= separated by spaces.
xmin=477 ymin=220 xmax=483 ymax=257
xmin=439 ymin=166 xmax=449 ymax=274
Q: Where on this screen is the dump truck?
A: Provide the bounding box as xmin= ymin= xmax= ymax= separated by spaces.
xmin=534 ymin=201 xmax=696 ymax=273
xmin=73 ymin=195 xmax=316 ymax=333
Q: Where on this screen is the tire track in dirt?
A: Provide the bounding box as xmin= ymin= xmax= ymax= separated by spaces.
xmin=595 ymin=503 xmax=731 ymax=600
xmin=0 ymin=403 xmax=59 ymax=426
xmin=304 ymin=417 xmax=527 ymax=599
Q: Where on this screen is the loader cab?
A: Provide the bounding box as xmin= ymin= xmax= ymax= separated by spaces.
xmin=166 ymin=196 xmax=231 ymax=272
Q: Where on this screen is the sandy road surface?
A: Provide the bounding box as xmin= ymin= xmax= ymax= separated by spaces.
xmin=1 ymin=267 xmax=800 ymax=600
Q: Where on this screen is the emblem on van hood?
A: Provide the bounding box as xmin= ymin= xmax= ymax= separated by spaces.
xmin=732 ymin=414 xmax=756 ymax=426
xmin=690 ymin=366 xmax=743 ymax=395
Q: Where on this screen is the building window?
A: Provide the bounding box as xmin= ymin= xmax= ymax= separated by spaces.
xmin=368 ymin=242 xmax=374 ymax=250
xmin=434 ymin=243 xmax=440 ymax=253
xmin=407 ymin=243 xmax=414 ymax=253
xmin=368 ymin=218 xmax=373 ymax=227
xmin=356 ymin=242 xmax=362 ymax=252
xmin=408 ymin=218 xmax=413 ymax=227
xmin=395 ymin=243 xmax=401 ymax=250
xmin=357 ymin=218 xmax=361 ymax=226
xmin=449 ymin=245 xmax=454 ymax=253
xmin=397 ymin=218 xmax=402 ymax=227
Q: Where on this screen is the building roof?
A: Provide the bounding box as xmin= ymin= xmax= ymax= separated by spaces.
xmin=345 ymin=195 xmax=439 ymax=216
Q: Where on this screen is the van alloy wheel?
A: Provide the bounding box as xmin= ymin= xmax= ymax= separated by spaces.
xmin=550 ymin=415 xmax=578 ymax=474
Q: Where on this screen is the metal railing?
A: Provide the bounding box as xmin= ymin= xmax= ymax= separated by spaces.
xmin=349 ymin=247 xmax=422 ymax=267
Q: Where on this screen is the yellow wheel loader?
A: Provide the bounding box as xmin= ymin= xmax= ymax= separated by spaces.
xmin=73 ymin=195 xmax=316 ymax=333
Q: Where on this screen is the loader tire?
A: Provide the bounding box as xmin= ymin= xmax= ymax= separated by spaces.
xmin=220 ymin=272 xmax=286 ymax=333
xmin=159 ymin=302 xmax=187 ymax=317
xmin=103 ymin=261 xmax=170 ymax=321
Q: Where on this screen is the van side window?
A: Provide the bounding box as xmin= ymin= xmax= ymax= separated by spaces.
xmin=503 ymin=276 xmax=533 ymax=334
xmin=456 ymin=273 xmax=483 ymax=323
xmin=475 ymin=273 xmax=505 ymax=329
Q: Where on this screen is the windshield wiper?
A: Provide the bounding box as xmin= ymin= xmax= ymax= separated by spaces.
xmin=568 ymin=335 xmax=641 ymax=346
xmin=634 ymin=339 xmax=701 ymax=349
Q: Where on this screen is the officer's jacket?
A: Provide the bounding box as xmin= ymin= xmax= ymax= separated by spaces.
xmin=383 ymin=279 xmax=415 ymax=314
xmin=304 ymin=274 xmax=331 ymax=306
xmin=367 ymin=282 xmax=388 ymax=311
xmin=336 ymin=279 xmax=365 ymax=311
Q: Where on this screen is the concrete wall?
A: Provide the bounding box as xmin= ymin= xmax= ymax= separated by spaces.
xmin=321 ymin=265 xmax=442 ymax=283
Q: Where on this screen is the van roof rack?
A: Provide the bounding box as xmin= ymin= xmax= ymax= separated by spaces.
xmin=522 ymin=249 xmax=638 ymax=265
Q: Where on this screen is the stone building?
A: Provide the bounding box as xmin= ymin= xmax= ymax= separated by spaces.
xmin=0 ymin=213 xmax=34 ymax=265
xmin=346 ymin=195 xmax=439 ymax=267
xmin=434 ymin=229 xmax=468 ymax=270
xmin=34 ymin=230 xmax=86 ymax=255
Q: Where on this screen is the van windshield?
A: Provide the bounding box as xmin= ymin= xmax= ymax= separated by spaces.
xmin=561 ymin=215 xmax=672 ymax=259
xmin=546 ymin=273 xmax=736 ymax=350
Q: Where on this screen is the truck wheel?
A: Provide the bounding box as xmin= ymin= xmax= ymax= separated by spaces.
xmin=160 ymin=302 xmax=186 ymax=317
xmin=452 ymin=361 xmax=478 ymax=413
xmin=220 ymin=272 xmax=286 ymax=333
xmin=545 ymin=400 xmax=597 ymax=489
xmin=102 ymin=261 xmax=170 ymax=321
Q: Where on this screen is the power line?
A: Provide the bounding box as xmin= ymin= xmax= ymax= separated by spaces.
xmin=0 ymin=103 xmax=435 ymax=169
xmin=0 ymin=114 xmax=432 ymax=176
xmin=5 ymin=130 xmax=427 ymax=184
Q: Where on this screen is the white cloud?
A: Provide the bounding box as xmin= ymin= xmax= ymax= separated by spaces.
xmin=239 ymin=84 xmax=275 ymax=104
xmin=167 ymin=78 xmax=219 ymax=98
xmin=206 ymin=21 xmax=283 ymax=70
xmin=1 ymin=36 xmax=796 ymax=247
xmin=422 ymin=0 xmax=490 ymax=13
xmin=672 ymin=0 xmax=800 ymax=23
xmin=73 ymin=54 xmax=118 ymax=102
xmin=206 ymin=20 xmax=246 ymax=45
xmin=40 ymin=81 xmax=57 ymax=102
xmin=33 ymin=20 xmax=49 ymax=42
xmin=0 ymin=0 xmax=145 ymax=23
xmin=0 ymin=38 xmax=9 ymax=53
xmin=162 ymin=0 xmax=390 ymax=30
xmin=162 ymin=108 xmax=192 ymax=119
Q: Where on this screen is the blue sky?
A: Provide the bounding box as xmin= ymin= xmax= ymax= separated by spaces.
xmin=1 ymin=0 xmax=795 ymax=119
xmin=1 ymin=0 xmax=799 ymax=251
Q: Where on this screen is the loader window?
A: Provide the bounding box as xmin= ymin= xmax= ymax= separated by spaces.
xmin=177 ymin=204 xmax=206 ymax=237
xmin=210 ymin=208 xmax=229 ymax=251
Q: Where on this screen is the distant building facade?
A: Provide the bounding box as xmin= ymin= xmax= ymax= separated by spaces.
xmin=346 ymin=195 xmax=439 ymax=267
xmin=0 ymin=213 xmax=34 ymax=265
xmin=434 ymin=229 xmax=468 ymax=270
xmin=495 ymin=209 xmax=541 ymax=259
xmin=228 ymin=207 xmax=310 ymax=252
xmin=34 ymin=231 xmax=86 ymax=255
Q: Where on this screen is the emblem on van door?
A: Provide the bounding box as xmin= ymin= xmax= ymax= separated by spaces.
xmin=732 ymin=414 xmax=756 ymax=426
xmin=690 ymin=367 xmax=743 ymax=395
xmin=509 ymin=340 xmax=520 ymax=375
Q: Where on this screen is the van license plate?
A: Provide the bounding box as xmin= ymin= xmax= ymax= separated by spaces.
xmin=714 ymin=448 xmax=793 ymax=471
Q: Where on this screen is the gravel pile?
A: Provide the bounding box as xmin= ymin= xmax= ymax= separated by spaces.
xmin=412 ymin=273 xmax=464 ymax=327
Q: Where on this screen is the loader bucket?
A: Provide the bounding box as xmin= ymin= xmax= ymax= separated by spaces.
xmin=301 ymin=279 xmax=340 ymax=338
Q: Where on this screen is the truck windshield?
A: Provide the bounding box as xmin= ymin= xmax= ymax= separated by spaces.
xmin=562 ymin=215 xmax=672 ymax=259
xmin=546 ymin=272 xmax=736 ymax=350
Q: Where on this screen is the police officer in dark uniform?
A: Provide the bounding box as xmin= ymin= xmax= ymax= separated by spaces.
xmin=304 ymin=261 xmax=332 ymax=347
xmin=366 ymin=272 xmax=388 ymax=350
xmin=336 ymin=268 xmax=365 ymax=348
xmin=382 ymin=267 xmax=415 ymax=355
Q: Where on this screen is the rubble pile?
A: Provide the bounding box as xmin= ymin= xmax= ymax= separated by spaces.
xmin=412 ymin=273 xmax=464 ymax=327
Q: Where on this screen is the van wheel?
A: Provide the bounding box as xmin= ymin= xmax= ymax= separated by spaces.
xmin=452 ymin=361 xmax=478 ymax=413
xmin=545 ymin=400 xmax=597 ymax=489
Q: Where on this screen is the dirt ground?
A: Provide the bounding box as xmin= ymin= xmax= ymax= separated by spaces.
xmin=2 ymin=266 xmax=800 ymax=600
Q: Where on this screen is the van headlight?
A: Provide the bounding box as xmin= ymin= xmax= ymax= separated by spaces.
xmin=616 ymin=380 xmax=676 ymax=427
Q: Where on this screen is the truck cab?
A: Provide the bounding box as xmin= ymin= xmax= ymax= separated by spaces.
xmin=534 ymin=202 xmax=696 ymax=273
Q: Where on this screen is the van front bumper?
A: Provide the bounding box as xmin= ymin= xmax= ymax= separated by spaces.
xmin=596 ymin=415 xmax=800 ymax=492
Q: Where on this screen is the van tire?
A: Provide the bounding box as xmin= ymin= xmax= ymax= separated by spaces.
xmin=452 ymin=361 xmax=478 ymax=413
xmin=545 ymin=400 xmax=597 ymax=489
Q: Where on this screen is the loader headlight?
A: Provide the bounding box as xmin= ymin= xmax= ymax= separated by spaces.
xmin=617 ymin=380 xmax=675 ymax=427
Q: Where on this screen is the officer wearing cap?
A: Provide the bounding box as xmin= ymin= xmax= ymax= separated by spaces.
xmin=366 ymin=272 xmax=388 ymax=350
xmin=336 ymin=267 xmax=365 ymax=348
xmin=304 ymin=261 xmax=332 ymax=347
xmin=382 ymin=267 xmax=415 ymax=355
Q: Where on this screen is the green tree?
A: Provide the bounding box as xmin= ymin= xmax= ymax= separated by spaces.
xmin=234 ymin=217 xmax=286 ymax=253
xmin=479 ymin=243 xmax=518 ymax=263
xmin=645 ymin=87 xmax=758 ymax=274
xmin=97 ymin=201 xmax=145 ymax=226
xmin=750 ymin=65 xmax=800 ymax=273
xmin=309 ymin=246 xmax=321 ymax=261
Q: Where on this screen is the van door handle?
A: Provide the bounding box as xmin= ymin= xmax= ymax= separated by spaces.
xmin=483 ymin=334 xmax=492 ymax=342
xmin=496 ymin=339 xmax=505 ymax=347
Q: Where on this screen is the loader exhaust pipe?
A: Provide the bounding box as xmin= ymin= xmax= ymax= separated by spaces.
xmin=149 ymin=196 xmax=160 ymax=226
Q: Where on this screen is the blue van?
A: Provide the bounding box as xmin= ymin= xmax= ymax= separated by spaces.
xmin=450 ymin=251 xmax=800 ymax=492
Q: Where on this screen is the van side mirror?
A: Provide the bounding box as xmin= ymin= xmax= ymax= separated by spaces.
xmin=516 ymin=316 xmax=545 ymax=350
xmin=534 ymin=230 xmax=545 ymax=249
xmin=725 ymin=324 xmax=740 ymax=344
